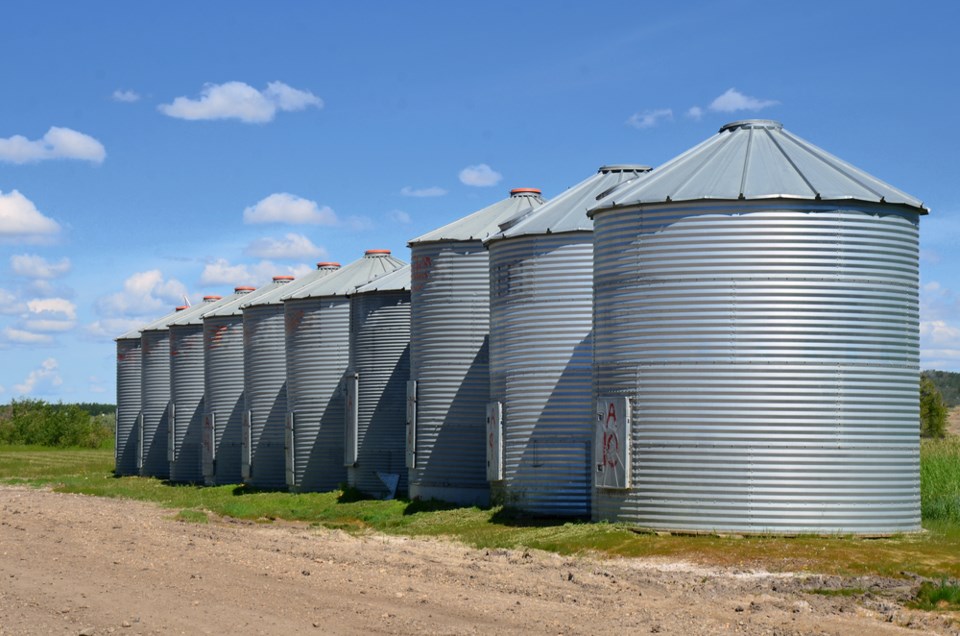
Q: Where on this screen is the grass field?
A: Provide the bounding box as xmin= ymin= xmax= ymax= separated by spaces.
xmin=2 ymin=441 xmax=960 ymax=581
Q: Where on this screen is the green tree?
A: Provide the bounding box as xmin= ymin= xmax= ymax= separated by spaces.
xmin=920 ymin=374 xmax=948 ymax=438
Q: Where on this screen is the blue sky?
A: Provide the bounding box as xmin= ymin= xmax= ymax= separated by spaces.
xmin=0 ymin=1 xmax=956 ymax=402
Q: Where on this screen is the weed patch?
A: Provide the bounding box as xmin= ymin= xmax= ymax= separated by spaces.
xmin=909 ymin=579 xmax=960 ymax=611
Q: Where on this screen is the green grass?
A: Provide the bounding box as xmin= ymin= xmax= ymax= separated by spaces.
xmin=921 ymin=437 xmax=960 ymax=523
xmin=909 ymin=579 xmax=960 ymax=611
xmin=808 ymin=587 xmax=867 ymax=597
xmin=3 ymin=444 xmax=960 ymax=583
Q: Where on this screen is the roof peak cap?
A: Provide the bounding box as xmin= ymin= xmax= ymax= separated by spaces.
xmin=719 ymin=119 xmax=783 ymax=133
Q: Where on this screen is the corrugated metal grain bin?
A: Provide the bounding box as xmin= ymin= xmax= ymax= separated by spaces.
xmin=241 ymin=266 xmax=340 ymax=489
xmin=408 ymin=188 xmax=545 ymax=505
xmin=588 ymin=120 xmax=926 ymax=535
xmin=139 ymin=304 xmax=193 ymax=478
xmin=115 ymin=326 xmax=142 ymax=476
xmin=284 ymin=252 xmax=406 ymax=492
xmin=168 ymin=293 xmax=251 ymax=483
xmin=485 ymin=166 xmax=650 ymax=516
xmin=201 ymin=285 xmax=269 ymax=486
xmin=345 ymin=265 xmax=412 ymax=498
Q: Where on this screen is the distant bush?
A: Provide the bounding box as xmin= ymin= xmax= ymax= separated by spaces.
xmin=921 ymin=375 xmax=949 ymax=439
xmin=0 ymin=399 xmax=113 ymax=448
xmin=923 ymin=369 xmax=960 ymax=408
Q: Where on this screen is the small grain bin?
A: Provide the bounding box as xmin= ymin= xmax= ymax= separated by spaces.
xmin=284 ymin=251 xmax=406 ymax=492
xmin=589 ymin=120 xmax=926 ymax=534
xmin=201 ymin=284 xmax=273 ymax=486
xmin=408 ymin=188 xmax=545 ymax=505
xmin=115 ymin=326 xmax=142 ymax=476
xmin=139 ymin=304 xmax=192 ymax=478
xmin=168 ymin=292 xmax=254 ymax=483
xmin=485 ymin=166 xmax=650 ymax=516
xmin=345 ymin=265 xmax=412 ymax=498
xmin=242 ymin=266 xmax=340 ymax=489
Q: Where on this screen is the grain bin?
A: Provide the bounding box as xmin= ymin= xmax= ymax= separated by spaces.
xmin=284 ymin=251 xmax=406 ymax=492
xmin=168 ymin=292 xmax=259 ymax=483
xmin=485 ymin=166 xmax=650 ymax=516
xmin=115 ymin=326 xmax=142 ymax=476
xmin=201 ymin=285 xmax=272 ymax=486
xmin=589 ymin=120 xmax=926 ymax=534
xmin=345 ymin=265 xmax=411 ymax=498
xmin=139 ymin=304 xmax=192 ymax=478
xmin=408 ymin=188 xmax=545 ymax=505
xmin=242 ymin=266 xmax=340 ymax=489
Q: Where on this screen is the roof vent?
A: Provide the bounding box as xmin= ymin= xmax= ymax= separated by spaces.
xmin=202 ymin=295 xmax=222 ymax=302
xmin=510 ymin=188 xmax=541 ymax=197
xmin=365 ymin=249 xmax=391 ymax=256
xmin=272 ymin=275 xmax=295 ymax=283
xmin=599 ymin=165 xmax=652 ymax=174
xmin=175 ymin=305 xmax=188 ymax=311
xmin=317 ymin=261 xmax=341 ymax=269
xmin=719 ymin=119 xmax=783 ymax=133
xmin=235 ymin=286 xmax=256 ymax=293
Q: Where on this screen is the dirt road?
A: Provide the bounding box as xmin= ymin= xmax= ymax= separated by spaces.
xmin=0 ymin=485 xmax=953 ymax=635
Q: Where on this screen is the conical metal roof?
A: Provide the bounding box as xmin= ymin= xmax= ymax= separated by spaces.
xmin=351 ymin=263 xmax=411 ymax=295
xmin=589 ymin=120 xmax=926 ymax=215
xmin=408 ymin=188 xmax=546 ymax=245
xmin=204 ymin=277 xmax=290 ymax=317
xmin=168 ymin=288 xmax=253 ymax=326
xmin=141 ymin=297 xmax=218 ymax=333
xmin=283 ymin=250 xmax=407 ymax=300
xmin=242 ymin=263 xmax=342 ymax=308
xmin=116 ymin=326 xmax=143 ymax=341
xmin=485 ymin=166 xmax=651 ymax=244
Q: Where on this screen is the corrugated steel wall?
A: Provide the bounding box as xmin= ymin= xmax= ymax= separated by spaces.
xmin=347 ymin=290 xmax=411 ymax=497
xmin=489 ymin=233 xmax=593 ymax=515
xmin=408 ymin=241 xmax=491 ymax=505
xmin=169 ymin=324 xmax=205 ymax=482
xmin=140 ymin=329 xmax=171 ymax=478
xmin=284 ymin=297 xmax=351 ymax=492
xmin=242 ymin=304 xmax=288 ymax=489
xmin=592 ymin=202 xmax=921 ymax=534
xmin=203 ymin=315 xmax=245 ymax=485
xmin=115 ymin=337 xmax=141 ymax=476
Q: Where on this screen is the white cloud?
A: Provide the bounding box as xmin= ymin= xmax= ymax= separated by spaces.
xmin=343 ymin=215 xmax=374 ymax=231
xmin=244 ymin=233 xmax=327 ymax=260
xmin=920 ymin=280 xmax=960 ymax=371
xmin=96 ymin=269 xmax=189 ymax=317
xmin=159 ymin=81 xmax=323 ymax=123
xmin=709 ymin=88 xmax=779 ymax=113
xmin=626 ymin=108 xmax=673 ymax=130
xmin=27 ymin=298 xmax=77 ymax=320
xmin=401 ymin=186 xmax=447 ymax=197
xmin=0 ymin=190 xmax=61 ymax=241
xmin=388 ymin=210 xmax=411 ymax=224
xmin=459 ymin=164 xmax=502 ymax=187
xmin=687 ymin=106 xmax=704 ymax=121
xmin=243 ymin=193 xmax=338 ymax=225
xmin=0 ymin=288 xmax=26 ymax=315
xmin=23 ymin=319 xmax=75 ymax=333
xmin=4 ymin=328 xmax=53 ymax=346
xmin=200 ymin=258 xmax=308 ymax=287
xmin=0 ymin=127 xmax=106 ymax=164
xmin=921 ymin=320 xmax=960 ymax=345
xmin=112 ymin=89 xmax=140 ymax=103
xmin=11 ymin=254 xmax=71 ymax=278
xmin=14 ymin=358 xmax=61 ymax=394
xmin=84 ymin=317 xmax=145 ymax=340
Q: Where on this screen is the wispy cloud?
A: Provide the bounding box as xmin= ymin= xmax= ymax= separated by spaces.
xmin=626 ymin=108 xmax=673 ymax=129
xmin=96 ymin=269 xmax=189 ymax=318
xmin=244 ymin=233 xmax=328 ymax=260
xmin=159 ymin=81 xmax=323 ymax=123
xmin=388 ymin=210 xmax=411 ymax=224
xmin=4 ymin=328 xmax=53 ymax=346
xmin=920 ymin=280 xmax=960 ymax=370
xmin=687 ymin=106 xmax=704 ymax=121
xmin=112 ymin=89 xmax=141 ymax=103
xmin=199 ymin=258 xmax=309 ymax=287
xmin=401 ymin=186 xmax=447 ymax=197
xmin=708 ymin=88 xmax=779 ymax=113
xmin=0 ymin=127 xmax=106 ymax=164
xmin=13 ymin=357 xmax=61 ymax=394
xmin=0 ymin=190 xmax=61 ymax=243
xmin=459 ymin=164 xmax=502 ymax=187
xmin=27 ymin=298 xmax=77 ymax=321
xmin=11 ymin=254 xmax=71 ymax=279
xmin=243 ymin=193 xmax=338 ymax=225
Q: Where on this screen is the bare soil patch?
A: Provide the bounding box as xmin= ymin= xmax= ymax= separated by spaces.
xmin=0 ymin=486 xmax=956 ymax=635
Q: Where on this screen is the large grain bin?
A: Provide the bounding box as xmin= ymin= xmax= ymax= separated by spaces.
xmin=242 ymin=266 xmax=340 ymax=489
xmin=345 ymin=265 xmax=411 ymax=498
xmin=139 ymin=304 xmax=196 ymax=478
xmin=201 ymin=284 xmax=275 ymax=486
xmin=485 ymin=166 xmax=650 ymax=516
xmin=168 ymin=292 xmax=257 ymax=483
xmin=408 ymin=188 xmax=545 ymax=505
xmin=283 ymin=251 xmax=406 ymax=492
xmin=589 ymin=120 xmax=926 ymax=535
xmin=115 ymin=326 xmax=142 ymax=476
